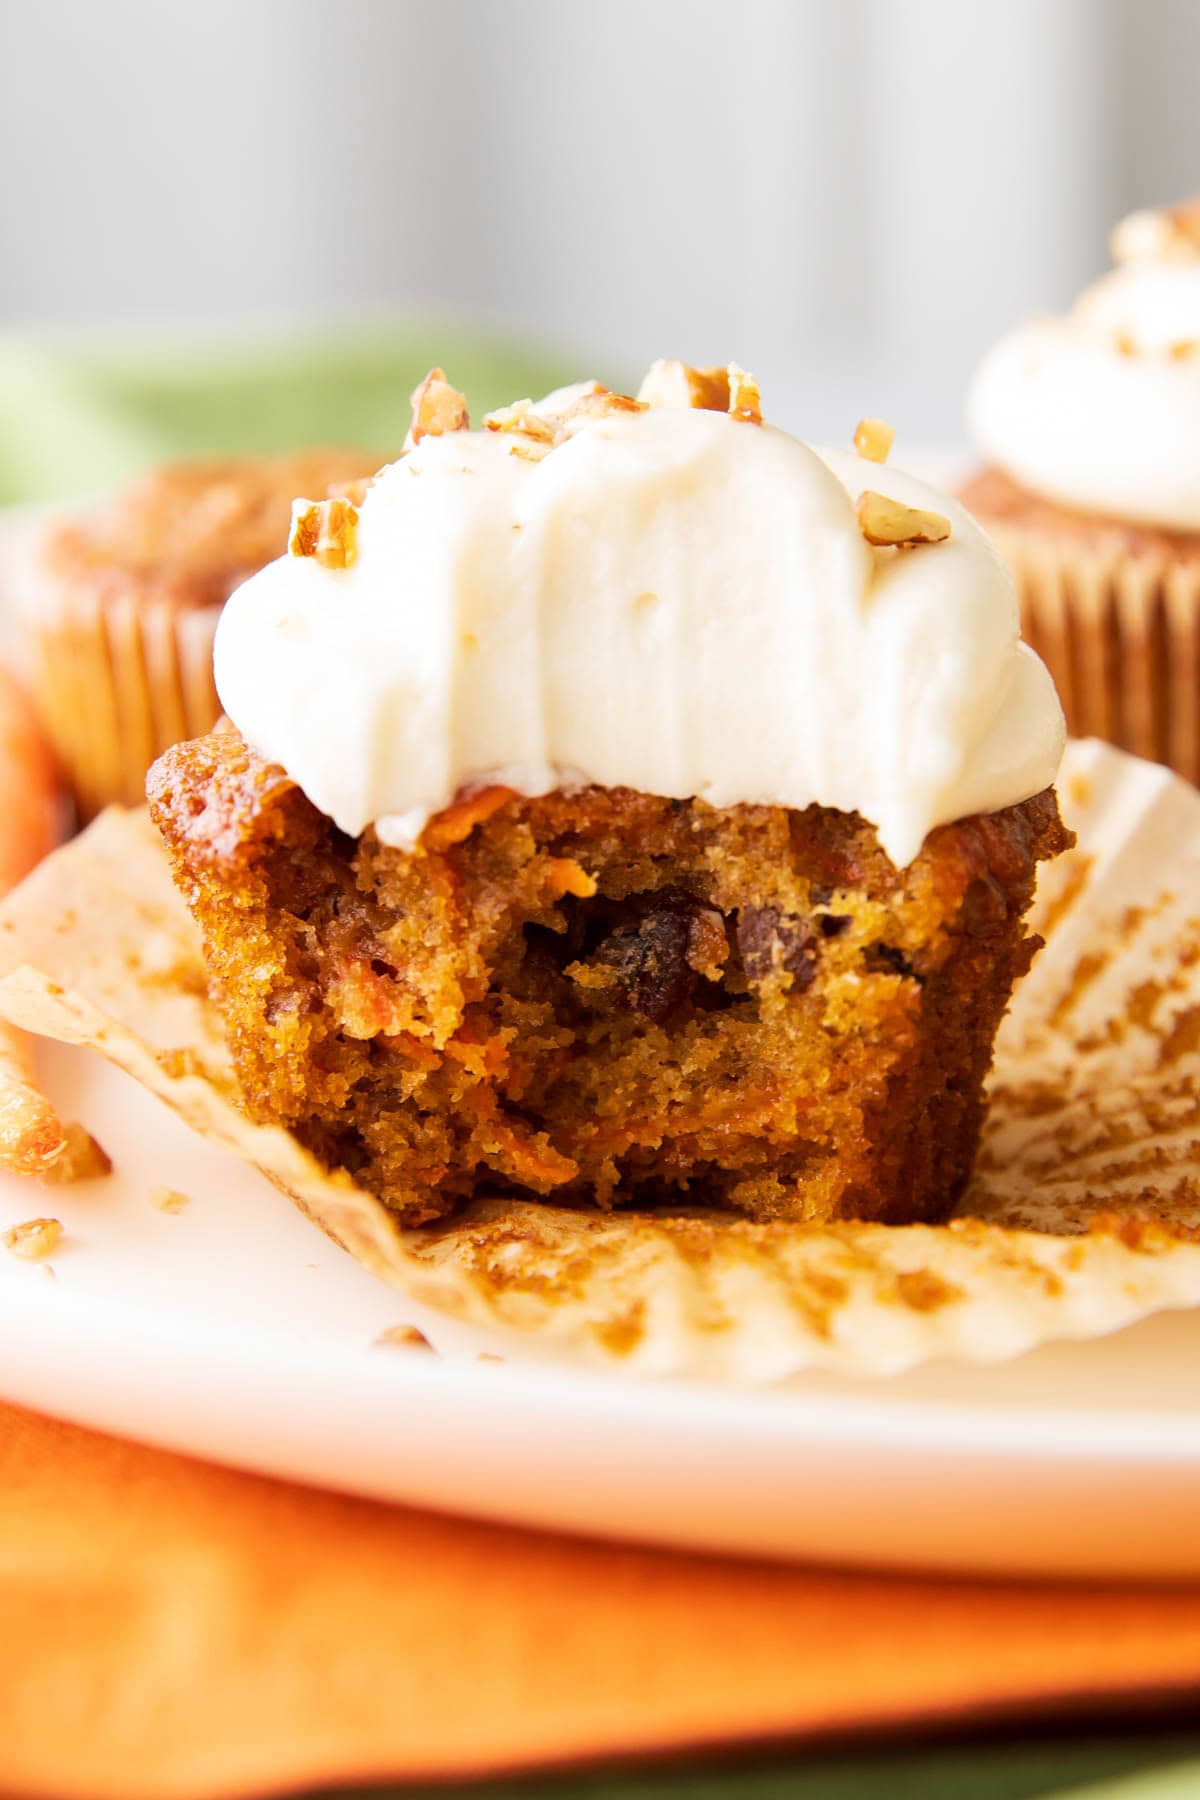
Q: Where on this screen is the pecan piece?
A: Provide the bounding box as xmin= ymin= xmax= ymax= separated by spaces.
xmin=857 ymin=490 xmax=950 ymax=547
xmin=406 ymin=367 xmax=470 ymax=448
xmin=726 ymin=363 xmax=763 ymax=424
xmin=1112 ymin=200 xmax=1200 ymax=265
xmin=853 ymin=418 xmax=895 ymax=464
xmin=288 ymin=495 xmax=359 ymax=568
xmin=637 ymin=360 xmax=733 ymax=412
xmin=483 ymin=399 xmax=559 ymax=443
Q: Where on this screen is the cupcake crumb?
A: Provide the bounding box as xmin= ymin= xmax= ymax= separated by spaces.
xmin=375 ymin=1324 xmax=434 ymax=1351
xmin=3 ymin=1217 xmax=62 ymax=1260
xmin=149 ymin=1185 xmax=190 ymax=1215
xmin=41 ymin=1122 xmax=111 ymax=1185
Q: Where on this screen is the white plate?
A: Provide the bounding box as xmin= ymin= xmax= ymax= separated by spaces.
xmin=3 ymin=1037 xmax=1200 ymax=1582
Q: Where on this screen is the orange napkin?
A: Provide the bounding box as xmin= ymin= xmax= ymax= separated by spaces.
xmin=4 ymin=1401 xmax=1200 ymax=1800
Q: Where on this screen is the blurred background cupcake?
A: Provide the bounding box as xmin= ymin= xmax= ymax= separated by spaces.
xmin=9 ymin=450 xmax=386 ymax=818
xmin=961 ymin=199 xmax=1200 ymax=782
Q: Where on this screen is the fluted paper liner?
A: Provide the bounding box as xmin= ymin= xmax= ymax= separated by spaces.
xmin=27 ymin=587 xmax=222 ymax=819
xmin=989 ymin=521 xmax=1200 ymax=786
xmin=3 ymin=738 xmax=1200 ymax=1380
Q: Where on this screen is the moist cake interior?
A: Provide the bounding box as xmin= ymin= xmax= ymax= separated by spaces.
xmin=150 ymin=730 xmax=1068 ymax=1228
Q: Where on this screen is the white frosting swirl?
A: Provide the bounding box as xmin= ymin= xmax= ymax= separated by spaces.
xmin=969 ymin=208 xmax=1200 ymax=531
xmin=214 ymin=406 xmax=1064 ymax=868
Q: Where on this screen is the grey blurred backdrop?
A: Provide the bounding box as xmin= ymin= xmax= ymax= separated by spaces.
xmin=2 ymin=0 xmax=1198 ymax=442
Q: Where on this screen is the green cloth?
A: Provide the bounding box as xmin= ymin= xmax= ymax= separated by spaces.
xmin=0 ymin=319 xmax=590 ymax=504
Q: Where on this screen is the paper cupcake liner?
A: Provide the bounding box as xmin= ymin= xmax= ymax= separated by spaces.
xmin=27 ymin=588 xmax=221 ymax=820
xmin=2 ymin=739 xmax=1200 ymax=1381
xmin=987 ymin=522 xmax=1200 ymax=786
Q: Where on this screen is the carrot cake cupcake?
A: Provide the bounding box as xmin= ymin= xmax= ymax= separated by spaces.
xmin=148 ymin=366 xmax=1068 ymax=1228
xmin=16 ymin=448 xmax=385 ymax=818
xmin=961 ymin=199 xmax=1200 ymax=779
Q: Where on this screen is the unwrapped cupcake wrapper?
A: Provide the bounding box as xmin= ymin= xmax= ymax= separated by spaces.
xmin=987 ymin=521 xmax=1200 ymax=786
xmin=2 ymin=738 xmax=1200 ymax=1381
xmin=29 ymin=589 xmax=221 ymax=819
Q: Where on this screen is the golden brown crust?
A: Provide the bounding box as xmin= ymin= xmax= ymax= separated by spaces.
xmin=39 ymin=448 xmax=389 ymax=617
xmin=959 ymin=465 xmax=1200 ymax=564
xmin=150 ymin=729 xmax=1069 ymax=1231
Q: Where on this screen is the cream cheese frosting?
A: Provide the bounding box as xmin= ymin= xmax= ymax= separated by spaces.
xmin=214 ymin=381 xmax=1064 ymax=869
xmin=969 ymin=202 xmax=1200 ymax=531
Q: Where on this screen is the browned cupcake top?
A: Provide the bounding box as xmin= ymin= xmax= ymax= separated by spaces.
xmin=959 ymin=466 xmax=1200 ymax=565
xmin=38 ymin=448 xmax=390 ymax=614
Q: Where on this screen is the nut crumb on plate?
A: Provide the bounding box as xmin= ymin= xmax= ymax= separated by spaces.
xmin=3 ymin=1217 xmax=62 ymax=1259
xmin=149 ymin=1185 xmax=190 ymax=1214
xmin=375 ymin=1324 xmax=434 ymax=1351
xmin=39 ymin=1121 xmax=111 ymax=1185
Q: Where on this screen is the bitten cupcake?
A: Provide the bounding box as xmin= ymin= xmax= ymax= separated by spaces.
xmin=148 ymin=365 xmax=1067 ymax=1232
xmin=14 ymin=448 xmax=384 ymax=818
xmin=961 ymin=199 xmax=1200 ymax=781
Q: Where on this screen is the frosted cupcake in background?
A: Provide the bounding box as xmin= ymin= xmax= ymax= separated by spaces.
xmin=960 ymin=198 xmax=1200 ymax=783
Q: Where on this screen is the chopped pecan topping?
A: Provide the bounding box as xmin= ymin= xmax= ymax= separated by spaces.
xmin=1167 ymin=198 xmax=1200 ymax=246
xmin=483 ymin=383 xmax=647 ymax=459
xmin=288 ymin=495 xmax=359 ymax=568
xmin=853 ymin=418 xmax=895 ymax=464
xmin=484 ymin=400 xmax=558 ymax=442
xmin=856 ymin=490 xmax=951 ymax=548
xmin=406 ymin=367 xmax=470 ymax=448
xmin=637 ymin=360 xmax=733 ymax=412
xmin=557 ymin=387 xmax=648 ymax=434
xmin=726 ymin=364 xmax=763 ymax=424
xmin=1112 ymin=199 xmax=1200 ymax=265
xmin=506 ymin=440 xmax=554 ymax=462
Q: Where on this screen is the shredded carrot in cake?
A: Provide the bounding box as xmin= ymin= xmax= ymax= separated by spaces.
xmin=422 ymin=786 xmax=516 ymax=851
